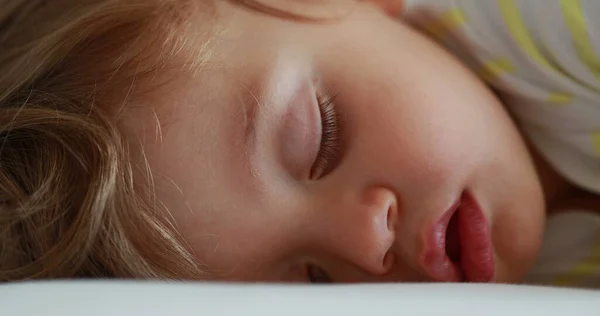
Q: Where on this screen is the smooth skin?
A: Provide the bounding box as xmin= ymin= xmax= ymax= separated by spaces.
xmin=121 ymin=0 xmax=552 ymax=283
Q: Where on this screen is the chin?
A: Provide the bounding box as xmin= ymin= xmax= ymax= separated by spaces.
xmin=494 ymin=256 xmax=538 ymax=284
xmin=492 ymin=215 xmax=545 ymax=284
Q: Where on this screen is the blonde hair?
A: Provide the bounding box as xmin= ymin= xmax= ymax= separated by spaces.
xmin=0 ymin=0 xmax=210 ymax=281
xmin=0 ymin=0 xmax=348 ymax=282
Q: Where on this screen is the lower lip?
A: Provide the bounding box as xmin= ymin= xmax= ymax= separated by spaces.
xmin=422 ymin=192 xmax=495 ymax=282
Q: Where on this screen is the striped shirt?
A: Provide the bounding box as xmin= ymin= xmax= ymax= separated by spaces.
xmin=402 ymin=0 xmax=600 ymax=289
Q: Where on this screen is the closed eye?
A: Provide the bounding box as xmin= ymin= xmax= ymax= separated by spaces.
xmin=310 ymin=94 xmax=342 ymax=180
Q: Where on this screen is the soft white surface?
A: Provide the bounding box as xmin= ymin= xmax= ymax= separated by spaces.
xmin=1 ymin=282 xmax=599 ymax=316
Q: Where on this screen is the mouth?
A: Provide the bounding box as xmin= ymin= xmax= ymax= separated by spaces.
xmin=422 ymin=192 xmax=495 ymax=283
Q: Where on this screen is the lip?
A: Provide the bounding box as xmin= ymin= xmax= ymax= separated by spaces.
xmin=421 ymin=192 xmax=495 ymax=283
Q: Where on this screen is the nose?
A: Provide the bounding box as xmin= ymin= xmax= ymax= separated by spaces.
xmin=311 ymin=186 xmax=397 ymax=276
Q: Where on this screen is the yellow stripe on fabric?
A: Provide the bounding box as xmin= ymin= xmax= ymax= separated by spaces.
xmin=477 ymin=58 xmax=515 ymax=82
xmin=560 ymin=0 xmax=600 ymax=83
xmin=422 ymin=9 xmax=467 ymax=39
xmin=592 ymin=131 xmax=600 ymax=157
xmin=498 ymin=0 xmax=555 ymax=71
xmin=498 ymin=0 xmax=573 ymax=104
xmin=553 ymin=232 xmax=600 ymax=286
xmin=547 ymin=92 xmax=573 ymax=104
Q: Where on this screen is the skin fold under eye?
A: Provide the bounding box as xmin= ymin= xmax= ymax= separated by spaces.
xmin=310 ymin=94 xmax=342 ymax=179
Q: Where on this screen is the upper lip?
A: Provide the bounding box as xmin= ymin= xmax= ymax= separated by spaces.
xmin=420 ymin=192 xmax=495 ymax=283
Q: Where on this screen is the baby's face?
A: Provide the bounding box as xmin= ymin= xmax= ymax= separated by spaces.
xmin=122 ymin=1 xmax=544 ymax=283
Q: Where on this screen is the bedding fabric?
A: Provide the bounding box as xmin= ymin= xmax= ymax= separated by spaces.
xmin=1 ymin=282 xmax=599 ymax=316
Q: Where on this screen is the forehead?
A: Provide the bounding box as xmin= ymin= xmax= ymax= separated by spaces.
xmin=118 ymin=39 xmax=285 ymax=259
xmin=126 ymin=69 xmax=250 ymax=194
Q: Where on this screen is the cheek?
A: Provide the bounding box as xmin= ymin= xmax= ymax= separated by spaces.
xmin=341 ymin=83 xmax=492 ymax=189
xmin=319 ymin=47 xmax=497 ymax=190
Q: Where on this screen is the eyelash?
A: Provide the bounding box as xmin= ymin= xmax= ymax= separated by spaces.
xmin=310 ymin=94 xmax=341 ymax=179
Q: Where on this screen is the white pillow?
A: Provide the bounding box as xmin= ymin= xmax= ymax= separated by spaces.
xmin=1 ymin=282 xmax=599 ymax=316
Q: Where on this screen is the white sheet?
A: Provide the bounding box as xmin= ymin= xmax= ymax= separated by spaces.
xmin=1 ymin=282 xmax=599 ymax=316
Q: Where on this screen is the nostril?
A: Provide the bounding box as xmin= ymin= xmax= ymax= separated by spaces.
xmin=383 ymin=251 xmax=395 ymax=271
xmin=386 ymin=202 xmax=397 ymax=231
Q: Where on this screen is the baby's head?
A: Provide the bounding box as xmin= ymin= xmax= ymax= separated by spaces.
xmin=0 ymin=0 xmax=545 ymax=283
